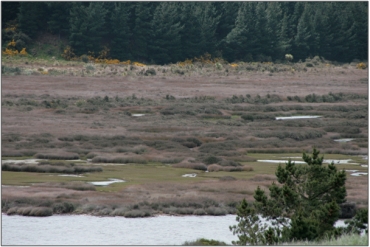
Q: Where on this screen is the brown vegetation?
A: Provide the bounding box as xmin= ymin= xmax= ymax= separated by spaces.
xmin=1 ymin=59 xmax=368 ymax=217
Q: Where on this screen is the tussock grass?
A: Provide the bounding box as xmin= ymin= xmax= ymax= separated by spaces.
xmin=182 ymin=238 xmax=228 ymax=246
xmin=91 ymin=156 xmax=147 ymax=164
xmin=172 ymin=163 xmax=207 ymax=171
xmin=207 ymin=164 xmax=253 ymax=172
xmin=7 ymin=206 xmax=53 ymax=217
xmin=2 ymin=162 xmax=102 ymax=174
xmin=283 ymin=233 xmax=368 ymax=245
xmin=38 ymin=181 xmax=96 ymax=191
xmin=124 ymin=209 xmax=152 ymax=218
xmin=34 ymin=152 xmax=79 ymax=160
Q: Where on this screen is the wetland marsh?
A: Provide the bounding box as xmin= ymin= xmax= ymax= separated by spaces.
xmin=2 ymin=58 xmax=368 ymax=218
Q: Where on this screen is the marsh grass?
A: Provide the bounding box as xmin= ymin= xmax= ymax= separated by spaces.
xmin=172 ymin=162 xmax=207 ymax=171
xmin=34 ymin=152 xmax=79 ymax=160
xmin=7 ymin=206 xmax=53 ymax=216
xmin=2 ymin=162 xmax=102 ymax=174
xmin=38 ymin=181 xmax=96 ymax=191
xmin=282 ymin=233 xmax=368 ymax=245
xmin=92 ymin=156 xmax=148 ymax=164
xmin=207 ymin=164 xmax=253 ymax=172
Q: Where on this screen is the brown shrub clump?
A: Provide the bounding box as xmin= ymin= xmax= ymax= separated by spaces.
xmin=207 ymin=164 xmax=253 ymax=172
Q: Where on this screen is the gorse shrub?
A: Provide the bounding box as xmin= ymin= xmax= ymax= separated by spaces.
xmin=356 ymin=62 xmax=367 ymax=69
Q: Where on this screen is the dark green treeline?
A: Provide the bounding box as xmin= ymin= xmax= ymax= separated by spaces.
xmin=2 ymin=2 xmax=368 ymax=64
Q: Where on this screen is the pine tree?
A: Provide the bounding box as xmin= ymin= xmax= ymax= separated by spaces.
xmin=18 ymin=2 xmax=48 ymax=39
xmin=293 ymin=3 xmax=314 ymax=60
xmin=265 ymin=2 xmax=283 ymax=60
xmin=1 ymin=2 xmax=20 ymax=29
xmin=195 ymin=2 xmax=220 ymax=56
xmin=69 ymin=2 xmax=108 ymax=56
xmin=110 ymin=2 xmax=132 ymax=61
xmin=149 ymin=2 xmax=183 ymax=64
xmin=179 ymin=2 xmax=203 ymax=59
xmin=47 ymin=2 xmax=72 ymax=39
xmin=131 ymin=2 xmax=155 ymax=61
xmin=231 ymin=148 xmax=347 ymax=244
xmin=225 ymin=2 xmax=258 ymax=61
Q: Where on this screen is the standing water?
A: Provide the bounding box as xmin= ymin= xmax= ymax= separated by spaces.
xmin=2 ymin=214 xmax=350 ymax=245
xmin=2 ymin=214 xmax=238 ymax=245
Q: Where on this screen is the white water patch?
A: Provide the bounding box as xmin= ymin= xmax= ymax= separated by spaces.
xmin=88 ymin=178 xmax=125 ymax=186
xmin=275 ymin=116 xmax=321 ymax=120
xmin=334 ymin=138 xmax=354 ymax=142
xmin=324 ymin=159 xmax=358 ymax=165
xmin=257 ymin=160 xmax=306 ymax=164
xmin=351 ymin=172 xmax=368 ymax=177
xmin=182 ymin=173 xmax=197 ymax=178
xmin=2 ymin=159 xmax=41 ymax=164
xmin=361 ymin=165 xmax=368 ymax=168
xmin=58 ymin=174 xmax=84 ymax=178
xmin=359 ymin=155 xmax=368 ymax=160
xmin=132 ymin=114 xmax=145 ymax=117
xmin=345 ymin=170 xmax=359 ymax=173
xmin=257 ymin=159 xmax=359 ymax=165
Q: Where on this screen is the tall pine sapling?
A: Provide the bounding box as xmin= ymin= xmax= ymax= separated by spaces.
xmin=230 ymin=148 xmax=347 ymax=245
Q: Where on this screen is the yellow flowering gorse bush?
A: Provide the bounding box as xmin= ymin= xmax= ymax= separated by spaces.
xmin=356 ymin=62 xmax=367 ymax=70
xmin=2 ymin=39 xmax=27 ymax=56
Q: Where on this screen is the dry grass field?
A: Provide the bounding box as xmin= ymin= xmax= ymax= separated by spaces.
xmin=1 ymin=57 xmax=368 ymax=217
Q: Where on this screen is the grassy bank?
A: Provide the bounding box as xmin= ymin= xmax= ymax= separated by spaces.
xmin=182 ymin=233 xmax=368 ymax=246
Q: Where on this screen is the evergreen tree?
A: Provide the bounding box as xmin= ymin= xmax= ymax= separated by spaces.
xmin=225 ymin=2 xmax=255 ymax=61
xmin=149 ymin=2 xmax=183 ymax=64
xmin=131 ymin=2 xmax=155 ymax=61
xmin=18 ymin=2 xmax=48 ymax=39
xmin=278 ymin=13 xmax=292 ymax=58
xmin=179 ymin=2 xmax=203 ymax=59
xmin=230 ymin=148 xmax=347 ymax=244
xmin=194 ymin=2 xmax=220 ymax=56
xmin=265 ymin=2 xmax=284 ymax=60
xmin=310 ymin=3 xmax=334 ymax=59
xmin=110 ymin=2 xmax=132 ymax=61
xmin=1 ymin=2 xmax=20 ymax=29
xmin=348 ymin=2 xmax=368 ymax=61
xmin=293 ymin=3 xmax=314 ymax=60
xmin=69 ymin=2 xmax=108 ymax=56
xmin=47 ymin=2 xmax=72 ymax=39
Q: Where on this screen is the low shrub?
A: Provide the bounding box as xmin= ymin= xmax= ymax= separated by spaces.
xmin=110 ymin=207 xmax=129 ymax=216
xmin=7 ymin=206 xmax=53 ymax=217
xmin=182 ymin=238 xmax=227 ymax=246
xmin=193 ymin=208 xmax=207 ymax=215
xmin=34 ymin=153 xmax=79 ymax=160
xmin=241 ymin=114 xmax=254 ymax=121
xmin=219 ymin=176 xmax=237 ymax=183
xmin=207 ymin=164 xmax=251 ymax=172
xmin=124 ymin=209 xmax=152 ymax=218
xmin=205 ymin=206 xmax=227 ymax=216
xmin=203 ymin=156 xmax=221 ymax=165
xmin=53 ymin=202 xmax=75 ymax=214
xmin=218 ymin=160 xmax=241 ymax=167
xmin=2 ymin=162 xmax=102 ymax=174
xmin=172 ymin=163 xmax=207 ymax=171
xmin=91 ymin=156 xmax=147 ymax=164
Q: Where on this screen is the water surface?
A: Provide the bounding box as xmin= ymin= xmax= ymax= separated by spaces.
xmin=2 ymin=214 xmax=238 ymax=245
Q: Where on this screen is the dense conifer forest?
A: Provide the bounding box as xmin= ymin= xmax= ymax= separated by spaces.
xmin=1 ymin=1 xmax=368 ymax=64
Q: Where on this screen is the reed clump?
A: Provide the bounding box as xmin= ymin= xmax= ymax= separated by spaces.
xmin=7 ymin=206 xmax=53 ymax=217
